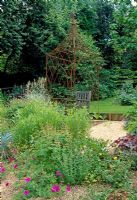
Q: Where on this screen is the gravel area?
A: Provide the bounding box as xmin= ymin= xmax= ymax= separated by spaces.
xmin=0 ymin=177 xmax=87 ymax=200
xmin=89 ymin=121 xmax=127 ymax=142
xmin=0 ymin=173 xmax=18 ymax=200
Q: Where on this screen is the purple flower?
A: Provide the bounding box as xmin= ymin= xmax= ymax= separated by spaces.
xmin=24 ymin=177 xmax=31 ymax=183
xmin=51 ymin=185 xmax=60 ymax=192
xmin=23 ymin=190 xmax=29 ymax=196
xmin=0 ymin=167 xmax=6 ymax=173
xmin=56 ymin=170 xmax=61 ymax=177
xmin=66 ymin=185 xmax=71 ymax=192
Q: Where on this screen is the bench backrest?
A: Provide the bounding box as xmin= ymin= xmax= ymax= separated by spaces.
xmin=76 ymin=91 xmax=91 ymax=108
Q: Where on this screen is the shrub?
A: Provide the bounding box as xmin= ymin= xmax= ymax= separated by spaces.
xmin=0 ymin=89 xmax=8 ymax=103
xmin=117 ymin=82 xmax=137 ymax=105
xmin=25 ymin=77 xmax=50 ymax=101
xmin=65 ymin=107 xmax=89 ymax=139
xmin=0 ymin=101 xmax=9 ymax=131
xmin=0 ymin=132 xmax=13 ymax=159
xmin=11 ymin=134 xmax=131 ymax=199
xmin=113 ymin=135 xmax=137 ymax=152
xmin=126 ymin=103 xmax=137 ymax=134
xmin=52 ymin=140 xmax=92 ymax=185
xmin=9 ymin=94 xmax=89 ymax=146
xmin=9 ymin=85 xmax=25 ymax=98
xmin=12 ymin=99 xmax=64 ymax=146
xmin=13 ymin=134 xmax=91 ymax=198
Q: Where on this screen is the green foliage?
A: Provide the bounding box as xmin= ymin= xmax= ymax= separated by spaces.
xmin=12 ymin=99 xmax=64 ymax=146
xmin=99 ymin=69 xmax=117 ymax=99
xmin=48 ymin=84 xmax=74 ymax=98
xmin=65 ymin=108 xmax=89 ymax=139
xmin=110 ymin=0 xmax=137 ymax=70
xmin=84 ymin=188 xmax=113 ymax=200
xmin=52 ymin=140 xmax=92 ymax=185
xmin=0 ymin=0 xmax=69 ymax=73
xmin=0 ymin=90 xmax=4 ymax=103
xmin=6 ymin=94 xmax=88 ymax=146
xmin=0 ymin=98 xmax=9 ymax=131
xmin=0 ymin=0 xmax=137 ymax=95
xmin=0 ymin=132 xmax=13 ymax=159
xmin=84 ymin=187 xmax=137 ymax=200
xmin=86 ymin=149 xmax=131 ymax=188
xmin=0 ymin=93 xmax=134 ymax=199
xmin=25 ymin=77 xmax=50 ymax=100
xmin=126 ymin=103 xmax=137 ymax=134
xmin=0 ymin=54 xmax=7 ymax=71
xmin=117 ymin=82 xmax=137 ymax=105
xmin=13 ymin=134 xmax=131 ymax=199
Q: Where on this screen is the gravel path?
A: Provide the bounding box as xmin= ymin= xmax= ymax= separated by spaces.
xmin=89 ymin=121 xmax=127 ymax=142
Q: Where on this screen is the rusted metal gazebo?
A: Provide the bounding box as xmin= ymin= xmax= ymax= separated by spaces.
xmin=46 ymin=15 xmax=98 ymax=88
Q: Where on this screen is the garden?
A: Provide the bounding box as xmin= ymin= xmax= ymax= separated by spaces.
xmin=1 ymin=78 xmax=137 ymax=200
xmin=1 ymin=0 xmax=137 ymax=199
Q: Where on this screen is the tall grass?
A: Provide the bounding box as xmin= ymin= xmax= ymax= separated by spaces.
xmin=12 ymin=98 xmax=64 ymax=145
xmin=9 ymin=95 xmax=89 ymax=146
xmin=0 ymin=101 xmax=8 ymax=131
xmin=0 ymin=78 xmax=90 ymax=146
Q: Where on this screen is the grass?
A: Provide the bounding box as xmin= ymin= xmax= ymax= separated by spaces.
xmin=90 ymin=97 xmax=132 ymax=114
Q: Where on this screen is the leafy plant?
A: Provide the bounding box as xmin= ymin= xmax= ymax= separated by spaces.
xmin=83 ymin=188 xmax=113 ymax=200
xmin=25 ymin=77 xmax=50 ymax=101
xmin=117 ymin=82 xmax=137 ymax=105
xmin=65 ymin=107 xmax=89 ymax=139
xmin=52 ymin=140 xmax=92 ymax=185
xmin=90 ymin=112 xmax=107 ymax=120
xmin=0 ymin=132 xmax=13 ymax=158
xmin=12 ymin=99 xmax=64 ymax=146
xmin=126 ymin=103 xmax=137 ymax=134
xmin=113 ymin=135 xmax=137 ymax=152
xmin=10 ymin=85 xmax=25 ymax=98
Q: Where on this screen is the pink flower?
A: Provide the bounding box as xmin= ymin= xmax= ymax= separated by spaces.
xmin=8 ymin=157 xmax=15 ymax=163
xmin=0 ymin=167 xmax=6 ymax=173
xmin=56 ymin=170 xmax=61 ymax=177
xmin=13 ymin=164 xmax=18 ymax=169
xmin=5 ymin=182 xmax=10 ymax=187
xmin=51 ymin=185 xmax=60 ymax=192
xmin=66 ymin=185 xmax=71 ymax=192
xmin=0 ymin=162 xmax=3 ymax=167
xmin=23 ymin=190 xmax=29 ymax=196
xmin=24 ymin=177 xmax=31 ymax=183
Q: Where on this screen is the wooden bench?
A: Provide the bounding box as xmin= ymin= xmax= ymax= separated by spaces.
xmin=76 ymin=91 xmax=91 ymax=110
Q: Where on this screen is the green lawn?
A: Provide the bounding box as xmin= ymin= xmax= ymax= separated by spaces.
xmin=90 ymin=97 xmax=132 ymax=114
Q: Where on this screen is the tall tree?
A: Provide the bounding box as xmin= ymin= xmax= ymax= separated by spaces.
xmin=0 ymin=0 xmax=25 ymax=72
xmin=110 ymin=0 xmax=137 ymax=85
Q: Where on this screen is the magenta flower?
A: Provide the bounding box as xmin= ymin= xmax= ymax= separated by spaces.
xmin=23 ymin=190 xmax=29 ymax=196
xmin=24 ymin=177 xmax=31 ymax=183
xmin=66 ymin=185 xmax=71 ymax=192
xmin=13 ymin=164 xmax=18 ymax=169
xmin=5 ymin=182 xmax=10 ymax=187
xmin=51 ymin=185 xmax=60 ymax=192
xmin=0 ymin=167 xmax=6 ymax=173
xmin=56 ymin=170 xmax=61 ymax=177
